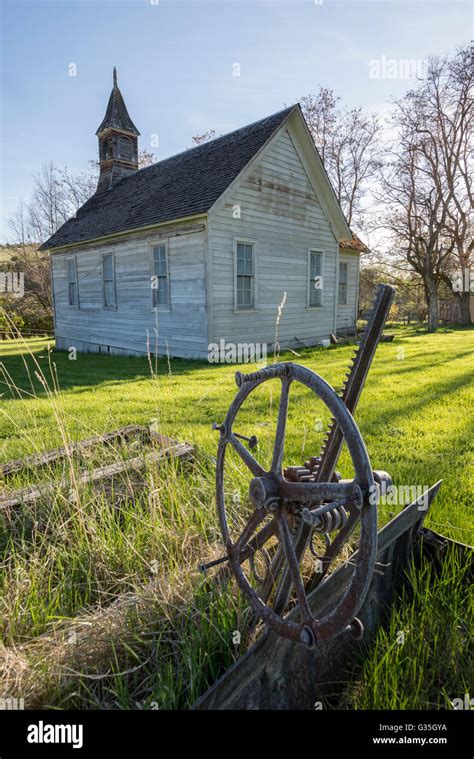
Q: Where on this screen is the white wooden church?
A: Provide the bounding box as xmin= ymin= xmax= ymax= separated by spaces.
xmin=41 ymin=69 xmax=366 ymax=359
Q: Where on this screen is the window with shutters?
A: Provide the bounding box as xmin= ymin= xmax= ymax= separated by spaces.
xmin=151 ymin=244 xmax=169 ymax=307
xmin=338 ymin=262 xmax=348 ymax=305
xmin=235 ymin=241 xmax=255 ymax=309
xmin=102 ymin=253 xmax=116 ymax=308
xmin=308 ymin=250 xmax=323 ymax=307
xmin=67 ymin=256 xmax=79 ymax=307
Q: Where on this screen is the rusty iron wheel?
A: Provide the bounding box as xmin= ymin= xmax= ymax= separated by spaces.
xmin=215 ymin=362 xmax=377 ymax=647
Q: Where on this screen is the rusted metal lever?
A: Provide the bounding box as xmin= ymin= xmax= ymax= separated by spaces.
xmin=234 ymin=432 xmax=258 ymax=449
xmin=199 ymin=555 xmax=229 ymax=573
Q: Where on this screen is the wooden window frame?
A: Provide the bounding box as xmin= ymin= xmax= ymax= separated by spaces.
xmin=66 ymin=255 xmax=79 ymax=308
xmin=234 ymin=239 xmax=257 ymax=311
xmin=338 ymin=261 xmax=349 ymax=306
xmin=149 ymin=241 xmax=170 ymax=311
xmin=307 ymin=249 xmax=325 ymax=308
xmin=102 ymin=252 xmax=117 ymax=310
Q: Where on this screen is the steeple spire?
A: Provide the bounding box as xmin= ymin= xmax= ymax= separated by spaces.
xmin=95 ymin=69 xmax=140 ymax=193
xmin=96 ymin=69 xmax=139 ymax=136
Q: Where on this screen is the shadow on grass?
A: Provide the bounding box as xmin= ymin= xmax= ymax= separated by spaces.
xmin=0 ymin=343 xmax=215 ymax=403
xmin=1 ymin=326 xmax=472 ymax=408
xmin=0 ymin=340 xmax=351 ymax=405
xmin=360 ymin=369 xmax=473 ymax=433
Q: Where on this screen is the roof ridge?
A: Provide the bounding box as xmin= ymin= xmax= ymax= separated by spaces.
xmin=133 ymin=104 xmax=297 ymax=179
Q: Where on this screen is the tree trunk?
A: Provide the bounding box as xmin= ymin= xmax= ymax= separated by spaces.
xmin=426 ymin=285 xmax=438 ymax=332
xmin=459 ymin=291 xmax=472 ymax=325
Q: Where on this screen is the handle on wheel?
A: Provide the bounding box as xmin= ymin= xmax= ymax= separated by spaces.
xmin=235 ymin=362 xmax=292 ymax=388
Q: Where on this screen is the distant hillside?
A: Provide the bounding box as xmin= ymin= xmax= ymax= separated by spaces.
xmin=0 ymin=243 xmax=52 ymax=333
xmin=0 ymin=246 xmax=14 ymax=263
xmin=0 ymin=244 xmax=42 ymax=264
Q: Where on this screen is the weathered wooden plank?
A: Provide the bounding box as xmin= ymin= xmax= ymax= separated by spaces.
xmin=0 ymin=425 xmax=148 ymax=477
xmin=0 ymin=439 xmax=194 ymax=510
xmin=192 ymin=482 xmax=442 ymax=710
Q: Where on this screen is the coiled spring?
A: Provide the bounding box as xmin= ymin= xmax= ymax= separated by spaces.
xmin=301 ymin=498 xmax=349 ymax=533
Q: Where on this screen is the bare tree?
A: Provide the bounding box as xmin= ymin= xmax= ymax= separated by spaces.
xmin=138 ymin=149 xmax=157 ymax=167
xmin=26 ymin=162 xmax=68 ymax=243
xmin=192 ymin=129 xmax=216 ymax=145
xmin=57 ymin=161 xmax=98 ymax=212
xmin=7 ymin=200 xmax=52 ymax=327
xmin=5 ymin=150 xmax=157 ymax=332
xmin=6 ymin=161 xmax=98 ymax=330
xmin=382 ymin=46 xmax=473 ymax=330
xmin=300 ymin=88 xmax=382 ymax=229
xmin=438 ymin=47 xmax=473 ymax=323
xmin=8 ymin=201 xmax=30 ymax=251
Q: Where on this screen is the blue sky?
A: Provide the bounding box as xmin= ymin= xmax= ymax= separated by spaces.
xmin=0 ymin=0 xmax=470 ymax=240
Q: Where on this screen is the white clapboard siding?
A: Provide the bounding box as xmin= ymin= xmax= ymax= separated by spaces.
xmin=336 ymin=252 xmax=359 ymax=331
xmin=52 ymin=224 xmax=209 ymax=359
xmin=51 ymin=121 xmax=360 ymax=360
xmin=207 ymin=128 xmax=340 ymax=349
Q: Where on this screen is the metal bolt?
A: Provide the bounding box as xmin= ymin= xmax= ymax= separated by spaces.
xmin=300 ymin=625 xmax=316 ymax=649
xmin=265 ymin=496 xmax=280 ymax=512
xmin=352 ymin=483 xmax=365 ymax=510
xmin=234 ymin=431 xmax=258 ymax=449
xmin=345 ymin=617 xmax=364 ymax=640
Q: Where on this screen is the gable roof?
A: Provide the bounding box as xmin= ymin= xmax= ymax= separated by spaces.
xmin=40 ymin=106 xmax=297 ymax=251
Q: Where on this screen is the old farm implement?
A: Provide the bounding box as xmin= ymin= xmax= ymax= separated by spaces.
xmin=194 ymin=284 xmax=457 ymax=709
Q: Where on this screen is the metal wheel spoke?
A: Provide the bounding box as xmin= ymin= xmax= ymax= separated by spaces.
xmin=259 ymin=543 xmax=285 ymax=602
xmin=228 ymin=519 xmax=277 ymax=568
xmin=249 ymin=519 xmax=277 ymax=552
xmin=277 ymin=511 xmax=312 ymax=621
xmin=229 ymin=434 xmax=266 ymax=478
xmin=233 ymin=508 xmax=267 ymax=555
xmin=305 ymin=506 xmax=360 ymax=594
xmin=271 ymin=378 xmax=291 ymax=474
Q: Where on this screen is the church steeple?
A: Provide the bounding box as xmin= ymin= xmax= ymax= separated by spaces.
xmin=95 ymin=68 xmax=140 ymax=193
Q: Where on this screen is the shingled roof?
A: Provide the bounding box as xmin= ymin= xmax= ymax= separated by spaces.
xmin=96 ymin=67 xmax=140 ymax=136
xmin=339 ymin=234 xmax=369 ymax=253
xmin=40 ymin=105 xmax=297 ymax=251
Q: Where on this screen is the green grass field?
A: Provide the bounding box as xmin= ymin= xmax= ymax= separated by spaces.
xmin=0 ymin=324 xmax=472 ymax=709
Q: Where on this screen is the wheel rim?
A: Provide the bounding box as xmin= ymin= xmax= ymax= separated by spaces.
xmin=216 ymin=363 xmax=377 ymax=645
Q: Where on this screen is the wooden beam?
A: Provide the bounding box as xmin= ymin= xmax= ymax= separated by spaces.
xmin=0 ymin=439 xmax=194 ymax=510
xmin=0 ymin=425 xmax=148 ymax=477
